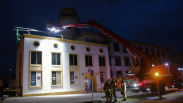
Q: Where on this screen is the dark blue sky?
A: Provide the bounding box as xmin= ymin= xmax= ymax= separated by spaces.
xmin=0 ymin=0 xmax=183 ymax=82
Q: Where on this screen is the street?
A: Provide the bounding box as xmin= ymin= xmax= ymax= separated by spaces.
xmin=1 ymin=88 xmax=183 ymax=103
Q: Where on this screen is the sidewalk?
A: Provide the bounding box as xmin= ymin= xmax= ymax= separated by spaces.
xmin=0 ymin=89 xmax=183 ymax=103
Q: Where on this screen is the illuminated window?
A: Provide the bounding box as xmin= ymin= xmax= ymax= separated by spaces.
xmin=52 ymin=72 xmax=61 ymax=85
xmin=115 ymin=56 xmax=121 ymax=66
xmin=70 ymin=72 xmax=74 ymax=84
xmin=30 ymin=71 xmax=41 ymax=86
xmin=33 ymin=41 xmax=40 ymax=48
xmin=31 ymin=51 xmax=42 ymax=64
xmin=99 ymin=56 xmax=105 ymax=66
xmin=85 ymin=55 xmax=93 ymax=66
xmin=52 ymin=53 xmax=61 ymax=65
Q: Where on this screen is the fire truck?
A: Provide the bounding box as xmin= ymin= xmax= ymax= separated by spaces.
xmin=58 ymin=19 xmax=182 ymax=94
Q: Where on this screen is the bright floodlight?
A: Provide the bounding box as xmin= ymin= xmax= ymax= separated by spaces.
xmin=50 ymin=27 xmax=56 ymax=31
xmin=152 ymin=64 xmax=154 ymax=67
xmin=165 ymin=63 xmax=168 ymax=66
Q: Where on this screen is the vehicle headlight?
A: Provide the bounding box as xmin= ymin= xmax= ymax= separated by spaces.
xmin=134 ymin=83 xmax=137 ymax=87
xmin=155 ymin=72 xmax=159 ymax=76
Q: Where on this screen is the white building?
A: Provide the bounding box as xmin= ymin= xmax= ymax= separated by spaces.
xmin=15 ymin=34 xmax=110 ymax=96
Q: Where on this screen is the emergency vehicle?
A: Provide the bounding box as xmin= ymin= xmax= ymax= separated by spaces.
xmin=57 ymin=19 xmax=182 ymax=94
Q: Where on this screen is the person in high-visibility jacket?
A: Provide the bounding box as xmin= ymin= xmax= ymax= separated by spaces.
xmin=103 ymin=80 xmax=111 ymax=102
xmin=110 ymin=78 xmax=117 ymax=102
xmin=121 ymin=79 xmax=127 ymax=101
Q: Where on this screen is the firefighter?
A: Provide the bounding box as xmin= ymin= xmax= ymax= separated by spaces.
xmin=121 ymin=79 xmax=127 ymax=101
xmin=110 ymin=78 xmax=117 ymax=102
xmin=103 ymin=80 xmax=111 ymax=102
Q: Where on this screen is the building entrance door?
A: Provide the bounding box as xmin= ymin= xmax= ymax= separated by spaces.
xmin=85 ymin=79 xmax=92 ymax=92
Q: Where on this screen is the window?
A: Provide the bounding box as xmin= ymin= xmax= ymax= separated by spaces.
xmin=69 ymin=54 xmax=79 ymax=85
xmin=71 ymin=45 xmax=76 ymax=51
xmin=99 ymin=48 xmax=103 ymax=53
xmin=30 ymin=71 xmax=41 ymax=86
xmin=33 ymin=41 xmax=40 ymax=48
xmin=124 ymin=57 xmax=130 ymax=66
xmin=85 ymin=55 xmax=93 ymax=66
xmin=115 ymin=56 xmax=121 ymax=66
xmin=52 ymin=53 xmax=61 ymax=65
xmin=158 ymin=59 xmax=162 ymax=65
xmin=116 ymin=71 xmax=122 ymax=78
xmin=138 ymin=46 xmax=143 ymax=52
xmin=100 ymin=71 xmax=106 ymax=83
xmin=51 ymin=53 xmax=62 ymax=86
xmin=86 ymin=47 xmax=90 ymax=52
xmin=99 ymin=56 xmax=105 ymax=66
xmin=52 ymin=72 xmax=61 ymax=85
xmin=113 ymin=42 xmax=120 ymax=52
xmin=123 ymin=46 xmax=127 ymax=53
xmin=30 ymin=51 xmax=42 ymax=87
xmin=161 ymin=50 xmax=165 ymax=57
xmin=70 ymin=71 xmax=79 ymax=85
xmin=145 ymin=47 xmax=149 ymax=55
xmin=69 ymin=54 xmax=78 ymax=66
xmin=70 ymin=72 xmax=74 ymax=84
xmin=156 ymin=49 xmax=160 ymax=56
xmin=31 ymin=52 xmax=42 ymax=64
xmin=151 ymin=48 xmax=155 ymax=56
xmin=53 ymin=43 xmax=58 ymax=49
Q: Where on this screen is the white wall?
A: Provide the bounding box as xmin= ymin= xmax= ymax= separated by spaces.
xmin=22 ymin=36 xmax=110 ymax=95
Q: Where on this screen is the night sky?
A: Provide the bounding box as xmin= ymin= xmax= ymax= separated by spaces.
xmin=0 ymin=0 xmax=183 ymax=83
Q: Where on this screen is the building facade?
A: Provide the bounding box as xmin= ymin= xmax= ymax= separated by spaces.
xmin=15 ymin=34 xmax=110 ymax=96
xmin=77 ymin=32 xmax=170 ymax=79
